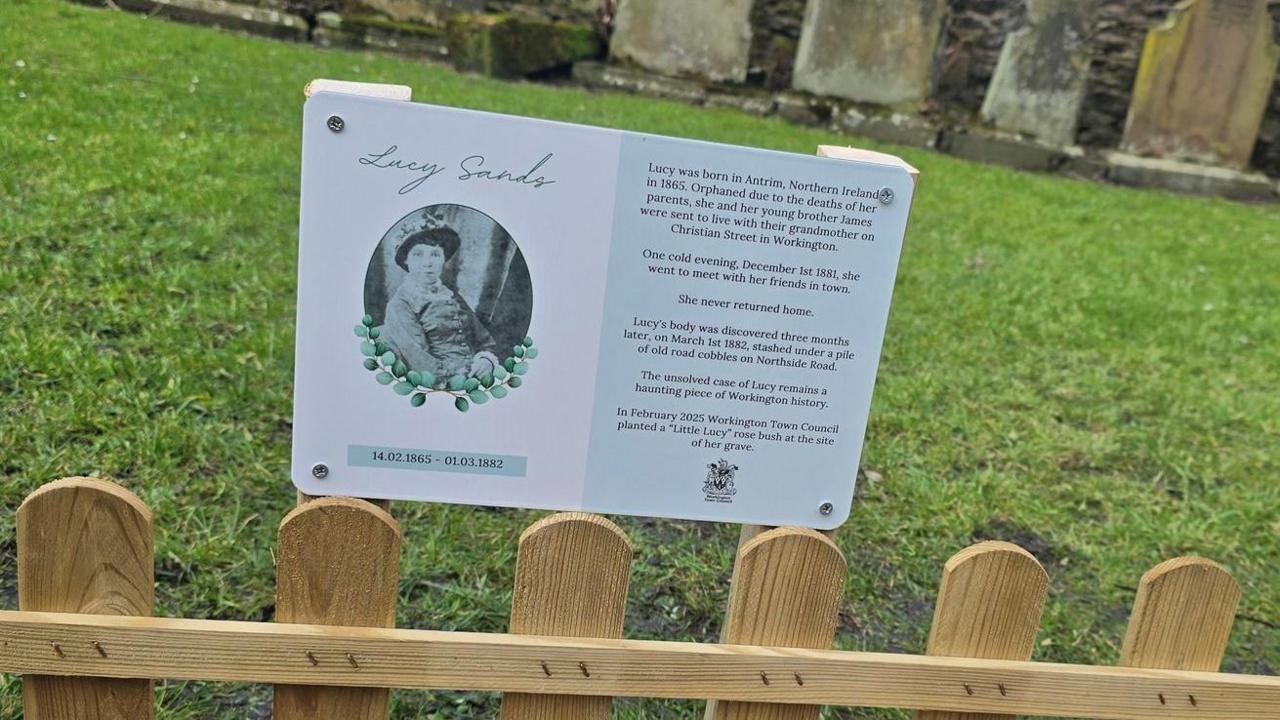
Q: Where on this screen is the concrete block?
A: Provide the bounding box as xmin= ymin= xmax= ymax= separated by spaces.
xmin=1105 ymin=152 xmax=1277 ymax=201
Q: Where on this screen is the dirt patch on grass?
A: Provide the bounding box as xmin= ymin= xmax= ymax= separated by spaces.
xmin=838 ymin=546 xmax=934 ymax=654
xmin=971 ymin=517 xmax=1067 ymax=569
xmin=626 ymin=578 xmax=723 ymax=642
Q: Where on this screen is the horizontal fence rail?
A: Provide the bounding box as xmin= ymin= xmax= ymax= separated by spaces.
xmin=8 ymin=475 xmax=1276 ymax=719
xmin=1 ymin=611 xmax=1278 ymax=720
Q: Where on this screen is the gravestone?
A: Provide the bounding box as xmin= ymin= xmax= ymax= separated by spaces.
xmin=1122 ymin=0 xmax=1280 ymax=168
xmin=980 ymin=0 xmax=1097 ymax=147
xmin=609 ymin=0 xmax=753 ymax=83
xmin=792 ymin=0 xmax=948 ymax=107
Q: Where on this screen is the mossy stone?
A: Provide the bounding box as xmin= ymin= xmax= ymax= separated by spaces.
xmin=447 ymin=12 xmax=602 ymax=79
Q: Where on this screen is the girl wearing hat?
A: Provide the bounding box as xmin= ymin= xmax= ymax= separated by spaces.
xmin=381 ymin=227 xmax=501 ymax=383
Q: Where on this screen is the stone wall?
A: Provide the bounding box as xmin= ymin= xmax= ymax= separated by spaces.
xmin=746 ymin=0 xmax=805 ymax=89
xmin=1253 ymin=3 xmax=1280 ymax=175
xmin=1076 ymin=0 xmax=1179 ymax=149
xmin=935 ymin=0 xmax=1015 ymax=112
xmin=247 ymin=0 xmax=601 ymax=25
xmin=89 ymin=0 xmax=1280 ymax=182
xmin=931 ymin=0 xmax=1280 ymax=175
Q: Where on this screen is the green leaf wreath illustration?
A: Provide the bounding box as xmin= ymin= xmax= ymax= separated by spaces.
xmin=355 ymin=315 xmax=535 ymax=412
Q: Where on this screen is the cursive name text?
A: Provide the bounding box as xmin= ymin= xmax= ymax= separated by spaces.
xmin=357 ymin=145 xmax=557 ymax=194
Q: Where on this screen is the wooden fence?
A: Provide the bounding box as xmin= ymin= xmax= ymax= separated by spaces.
xmin=2 ymin=477 xmax=1277 ymax=719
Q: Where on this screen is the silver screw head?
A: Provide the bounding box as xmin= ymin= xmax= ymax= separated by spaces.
xmin=876 ymin=187 xmax=894 ymax=205
xmin=818 ymin=501 xmax=834 ymax=516
xmin=326 ymin=115 xmax=344 ymax=133
xmin=311 ymin=463 xmax=330 ymax=479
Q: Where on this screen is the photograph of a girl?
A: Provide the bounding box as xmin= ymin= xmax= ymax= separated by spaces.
xmin=364 ymin=205 xmax=533 ymax=385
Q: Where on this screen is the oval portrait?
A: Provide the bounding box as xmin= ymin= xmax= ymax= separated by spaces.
xmin=363 ymin=204 xmax=533 ymax=388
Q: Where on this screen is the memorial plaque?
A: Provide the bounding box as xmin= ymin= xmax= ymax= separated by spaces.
xmin=792 ymin=0 xmax=948 ymax=106
xmin=291 ymin=92 xmax=917 ymax=529
xmin=1123 ymin=0 xmax=1280 ymax=168
xmin=610 ymin=0 xmax=753 ymax=83
xmin=980 ymin=0 xmax=1097 ymax=147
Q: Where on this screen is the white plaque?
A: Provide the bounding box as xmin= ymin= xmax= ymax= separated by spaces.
xmin=291 ymin=91 xmax=917 ymax=529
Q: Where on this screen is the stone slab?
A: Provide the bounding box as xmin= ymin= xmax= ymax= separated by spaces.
xmin=705 ymin=91 xmax=776 ymax=116
xmin=838 ymin=108 xmax=940 ymax=149
xmin=448 ymin=13 xmax=601 ymax=78
xmin=980 ymin=0 xmax=1097 ymax=147
xmin=1060 ymin=151 xmax=1109 ymax=181
xmin=609 ymin=0 xmax=753 ymax=83
xmin=314 ymin=12 xmax=449 ymax=58
xmin=115 ymin=0 xmax=307 ymax=41
xmin=572 ymin=61 xmax=707 ymax=104
xmin=775 ymin=92 xmax=835 ymax=126
xmin=1105 ymin=152 xmax=1278 ymax=201
xmin=793 ymin=0 xmax=948 ymax=107
xmin=1123 ymin=0 xmax=1280 ymax=169
xmin=943 ymin=130 xmax=1077 ymax=172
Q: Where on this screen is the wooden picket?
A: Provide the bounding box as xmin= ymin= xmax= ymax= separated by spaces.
xmin=915 ymin=542 xmax=1048 ymax=720
xmin=500 ymin=512 xmax=632 ymax=719
xmin=1119 ymin=556 xmax=1242 ymax=713
xmin=6 ymin=476 xmax=1280 ymax=720
xmin=17 ymin=478 xmax=155 ymax=720
xmin=706 ymin=527 xmax=845 ymax=720
xmin=274 ymin=496 xmax=401 ymax=719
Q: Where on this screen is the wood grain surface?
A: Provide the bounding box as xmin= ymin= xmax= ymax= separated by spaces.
xmin=18 ymin=477 xmax=155 ymax=720
xmin=1 ymin=610 xmax=1277 ymax=719
xmin=500 ymin=512 xmax=633 ymax=720
xmin=707 ymin=527 xmax=846 ymax=720
xmin=916 ymin=541 xmax=1049 ymax=720
xmin=274 ymin=496 xmax=401 ymax=720
xmin=1120 ymin=557 xmax=1240 ymax=672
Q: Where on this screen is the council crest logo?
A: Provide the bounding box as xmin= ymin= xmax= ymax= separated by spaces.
xmin=703 ymin=459 xmax=739 ymax=504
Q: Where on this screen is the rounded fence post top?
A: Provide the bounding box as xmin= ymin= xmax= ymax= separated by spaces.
xmin=20 ymin=476 xmax=152 ymax=524
xmin=518 ymin=511 xmax=633 ymax=551
xmin=280 ymin=494 xmax=400 ymax=536
xmin=740 ymin=525 xmax=845 ymax=564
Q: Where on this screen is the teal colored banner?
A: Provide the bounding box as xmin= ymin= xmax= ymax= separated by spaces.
xmin=348 ymin=445 xmax=526 ymax=477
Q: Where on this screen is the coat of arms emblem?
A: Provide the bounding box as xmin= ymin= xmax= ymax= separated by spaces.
xmin=703 ymin=459 xmax=739 ymax=503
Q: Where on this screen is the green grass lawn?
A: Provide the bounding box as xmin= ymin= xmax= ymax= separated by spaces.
xmin=1 ymin=1 xmax=1277 ymax=717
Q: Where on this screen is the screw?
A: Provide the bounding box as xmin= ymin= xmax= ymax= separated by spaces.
xmin=877 ymin=186 xmax=894 ymax=205
xmin=312 ymin=463 xmax=329 ymax=479
xmin=326 ymin=115 xmax=344 ymax=133
xmin=818 ymin=502 xmax=834 ymax=516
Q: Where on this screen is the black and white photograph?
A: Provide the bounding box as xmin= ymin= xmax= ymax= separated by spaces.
xmin=363 ymin=204 xmax=533 ymax=385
